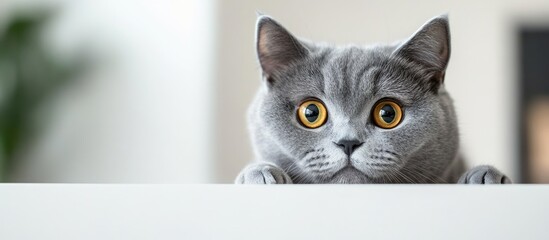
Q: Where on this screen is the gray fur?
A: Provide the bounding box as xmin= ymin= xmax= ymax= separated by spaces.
xmin=236 ymin=15 xmax=511 ymax=184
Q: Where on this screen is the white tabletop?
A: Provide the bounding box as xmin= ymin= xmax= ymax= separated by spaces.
xmin=0 ymin=184 xmax=547 ymax=240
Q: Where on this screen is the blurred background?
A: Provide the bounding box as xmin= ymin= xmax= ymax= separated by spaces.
xmin=1 ymin=0 xmax=548 ymax=183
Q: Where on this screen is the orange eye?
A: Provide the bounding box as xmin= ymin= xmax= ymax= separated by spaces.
xmin=372 ymin=100 xmax=403 ymax=129
xmin=297 ymin=99 xmax=327 ymax=129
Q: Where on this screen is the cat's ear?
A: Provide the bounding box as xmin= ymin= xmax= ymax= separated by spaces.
xmin=393 ymin=15 xmax=450 ymax=83
xmin=256 ymin=15 xmax=308 ymax=83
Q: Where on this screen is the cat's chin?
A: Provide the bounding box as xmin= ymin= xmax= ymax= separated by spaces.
xmin=329 ymin=166 xmax=371 ymax=184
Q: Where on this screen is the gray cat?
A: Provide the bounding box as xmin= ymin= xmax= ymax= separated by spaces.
xmin=236 ymin=14 xmax=511 ymax=184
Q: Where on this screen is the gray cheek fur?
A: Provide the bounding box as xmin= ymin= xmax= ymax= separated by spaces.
xmin=239 ymin=14 xmax=510 ymax=184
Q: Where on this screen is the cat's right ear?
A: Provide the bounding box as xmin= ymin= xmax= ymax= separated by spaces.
xmin=256 ymin=15 xmax=308 ymax=84
xmin=392 ymin=15 xmax=450 ymax=85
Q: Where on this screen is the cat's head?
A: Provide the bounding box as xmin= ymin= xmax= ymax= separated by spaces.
xmin=250 ymin=15 xmax=458 ymax=183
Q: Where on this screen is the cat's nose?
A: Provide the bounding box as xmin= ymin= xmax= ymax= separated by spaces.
xmin=335 ymin=139 xmax=363 ymax=156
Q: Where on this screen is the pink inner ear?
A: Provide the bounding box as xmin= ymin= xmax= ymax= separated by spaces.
xmin=439 ymin=42 xmax=449 ymax=62
xmin=257 ymin=27 xmax=270 ymax=56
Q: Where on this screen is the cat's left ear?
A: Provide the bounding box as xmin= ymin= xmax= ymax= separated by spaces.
xmin=393 ymin=15 xmax=450 ymax=84
xmin=256 ymin=15 xmax=309 ymax=84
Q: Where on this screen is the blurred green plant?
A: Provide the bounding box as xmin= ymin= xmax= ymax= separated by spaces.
xmin=0 ymin=11 xmax=82 ymax=180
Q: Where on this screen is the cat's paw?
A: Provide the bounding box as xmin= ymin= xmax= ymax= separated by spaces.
xmin=235 ymin=163 xmax=293 ymax=184
xmin=458 ymin=165 xmax=512 ymax=184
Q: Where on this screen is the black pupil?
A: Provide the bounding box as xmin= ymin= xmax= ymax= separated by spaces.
xmin=380 ymin=104 xmax=396 ymax=123
xmin=304 ymin=104 xmax=320 ymax=122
